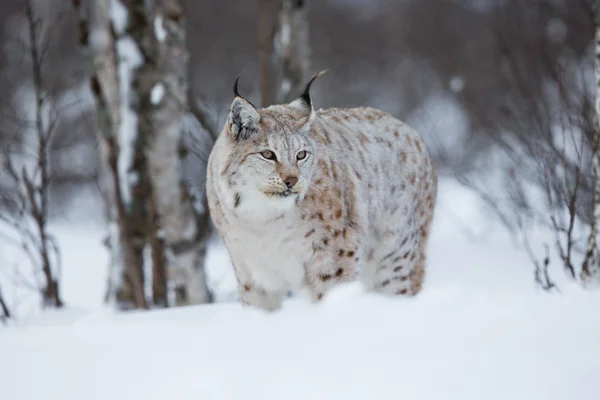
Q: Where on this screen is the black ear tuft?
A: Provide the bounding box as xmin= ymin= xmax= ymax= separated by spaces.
xmin=233 ymin=75 xmax=241 ymax=98
xmin=232 ymin=74 xmax=257 ymax=108
xmin=300 ymin=69 xmax=328 ymax=107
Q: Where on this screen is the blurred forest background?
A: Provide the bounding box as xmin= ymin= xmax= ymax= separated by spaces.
xmin=0 ymin=0 xmax=598 ymax=319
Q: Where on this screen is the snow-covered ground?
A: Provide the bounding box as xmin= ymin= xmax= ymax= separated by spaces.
xmin=1 ymin=178 xmax=599 ymax=399
xmin=2 ymin=285 xmax=599 ymax=400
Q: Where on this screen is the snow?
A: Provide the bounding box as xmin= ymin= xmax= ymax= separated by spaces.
xmin=411 ymin=94 xmax=470 ymax=165
xmin=110 ymin=0 xmax=128 ymax=35
xmin=1 ymin=285 xmax=599 ymax=400
xmin=153 ymin=14 xmax=167 ymax=42
xmin=150 ymin=82 xmax=165 ymax=105
xmin=280 ymin=78 xmax=291 ymax=95
xmin=278 ymin=18 xmax=291 ymax=49
xmin=116 ymin=34 xmax=143 ymax=206
xmin=449 ymin=75 xmax=465 ymax=93
xmin=1 ymin=179 xmax=600 ymax=399
xmin=0 ymin=221 xmax=109 ymax=321
xmin=109 ymin=0 xmax=146 ymax=207
xmin=89 ymin=28 xmax=110 ymax=53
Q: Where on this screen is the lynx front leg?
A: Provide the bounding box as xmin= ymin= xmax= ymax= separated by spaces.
xmin=305 ymin=242 xmax=360 ymax=303
xmin=238 ymin=282 xmax=284 ymax=311
xmin=231 ymin=258 xmax=284 ymax=311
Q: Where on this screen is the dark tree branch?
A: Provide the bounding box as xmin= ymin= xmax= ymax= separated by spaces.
xmin=0 ymin=285 xmax=10 ymax=322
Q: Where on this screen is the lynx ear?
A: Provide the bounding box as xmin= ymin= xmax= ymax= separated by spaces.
xmin=228 ymin=76 xmax=260 ymax=140
xmin=288 ymin=70 xmax=327 ymax=122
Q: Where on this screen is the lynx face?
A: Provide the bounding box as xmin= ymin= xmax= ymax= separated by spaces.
xmin=219 ymin=90 xmax=319 ymax=217
xmin=234 ymin=115 xmax=316 ymax=199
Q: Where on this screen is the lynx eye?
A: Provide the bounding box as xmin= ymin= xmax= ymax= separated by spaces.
xmin=296 ymin=150 xmax=308 ymax=160
xmin=260 ymin=150 xmax=277 ymax=161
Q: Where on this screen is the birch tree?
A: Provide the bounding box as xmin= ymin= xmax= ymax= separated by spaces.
xmin=72 ymin=0 xmax=147 ymax=309
xmin=274 ymin=0 xmax=310 ymax=104
xmin=128 ymin=0 xmax=212 ymax=305
xmin=259 ymin=0 xmax=278 ymax=107
xmin=72 ymin=0 xmax=211 ymax=309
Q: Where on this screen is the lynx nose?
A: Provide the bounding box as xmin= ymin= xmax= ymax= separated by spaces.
xmin=283 ymin=176 xmax=298 ymax=188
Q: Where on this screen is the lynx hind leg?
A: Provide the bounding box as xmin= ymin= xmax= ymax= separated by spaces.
xmin=371 ymin=201 xmax=434 ymax=296
xmin=368 ymin=226 xmax=421 ymax=296
xmin=370 ymin=162 xmax=437 ymax=297
xmin=408 ymin=217 xmax=432 ymax=295
xmin=410 ymin=168 xmax=437 ymax=295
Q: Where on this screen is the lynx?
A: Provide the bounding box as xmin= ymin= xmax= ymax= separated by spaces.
xmin=206 ymin=72 xmax=437 ymax=310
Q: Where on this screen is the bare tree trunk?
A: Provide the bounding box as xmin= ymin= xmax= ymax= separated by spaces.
xmin=72 ymin=0 xmax=147 ymax=309
xmin=123 ymin=0 xmax=211 ymax=306
xmin=582 ymin=0 xmax=600 ymax=286
xmin=159 ymin=0 xmax=212 ymax=305
xmin=275 ymin=0 xmax=310 ymax=104
xmin=259 ymin=0 xmax=278 ymax=107
xmin=74 ymin=0 xmax=212 ymax=308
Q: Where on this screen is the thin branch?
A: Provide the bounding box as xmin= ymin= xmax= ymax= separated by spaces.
xmin=0 ymin=286 xmax=11 ymax=322
xmin=186 ymin=89 xmax=218 ymax=142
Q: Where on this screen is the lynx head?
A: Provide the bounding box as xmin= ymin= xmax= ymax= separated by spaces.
xmin=218 ymin=71 xmax=326 ymax=218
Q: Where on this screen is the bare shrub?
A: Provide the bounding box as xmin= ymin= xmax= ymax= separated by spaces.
xmin=453 ymin=0 xmax=598 ymax=289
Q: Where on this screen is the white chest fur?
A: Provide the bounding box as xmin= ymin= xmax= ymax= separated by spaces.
xmin=213 ymin=158 xmax=312 ymax=295
xmin=226 ymin=214 xmax=310 ymax=293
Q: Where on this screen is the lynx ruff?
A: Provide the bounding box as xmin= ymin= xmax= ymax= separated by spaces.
xmin=206 ymin=72 xmax=437 ymax=310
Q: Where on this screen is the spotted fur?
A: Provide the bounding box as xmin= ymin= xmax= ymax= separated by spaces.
xmin=206 ymin=75 xmax=437 ymax=310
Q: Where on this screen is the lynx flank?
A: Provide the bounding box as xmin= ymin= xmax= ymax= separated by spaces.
xmin=206 ymin=72 xmax=437 ymax=310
